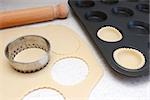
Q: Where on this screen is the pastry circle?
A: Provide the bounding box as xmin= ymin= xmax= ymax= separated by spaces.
xmin=14 ymin=48 xmax=47 ymax=63
xmin=97 ymin=26 xmax=123 ymax=42
xmin=113 ymin=48 xmax=145 ymax=69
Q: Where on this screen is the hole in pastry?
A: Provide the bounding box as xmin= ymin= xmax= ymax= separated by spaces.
xmin=85 ymin=11 xmax=107 ymax=22
xmin=128 ymin=21 xmax=149 ymax=35
xmin=136 ymin=4 xmax=149 ymax=13
xmin=76 ymin=0 xmax=95 ymax=7
xmin=113 ymin=48 xmax=145 ymax=70
xmin=14 ymin=48 xmax=47 ymax=63
xmin=112 ymin=7 xmax=134 ymax=17
xmin=23 ymin=88 xmax=64 ymax=100
xmin=101 ymin=0 xmax=119 ymax=4
xmin=51 ymin=58 xmax=88 ymax=86
xmin=97 ymin=26 xmax=123 ymax=42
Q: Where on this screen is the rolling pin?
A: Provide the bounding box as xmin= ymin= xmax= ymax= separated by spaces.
xmin=0 ymin=3 xmax=68 ymax=29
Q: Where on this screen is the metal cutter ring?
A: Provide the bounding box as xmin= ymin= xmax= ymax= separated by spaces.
xmin=5 ymin=35 xmax=50 ymax=73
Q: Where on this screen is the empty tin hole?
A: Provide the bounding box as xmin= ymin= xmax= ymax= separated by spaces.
xmin=76 ymin=0 xmax=95 ymax=7
xmin=126 ymin=0 xmax=139 ymax=2
xmin=51 ymin=58 xmax=89 ymax=86
xmin=112 ymin=7 xmax=134 ymax=16
xmin=101 ymin=0 xmax=119 ymax=4
xmin=97 ymin=26 xmax=123 ymax=42
xmin=128 ymin=21 xmax=149 ymax=35
xmin=136 ymin=4 xmax=149 ymax=13
xmin=23 ymin=88 xmax=64 ymax=100
xmin=113 ymin=48 xmax=145 ymax=70
xmin=85 ymin=11 xmax=107 ymax=22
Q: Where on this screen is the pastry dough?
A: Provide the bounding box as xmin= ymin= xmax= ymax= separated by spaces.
xmin=0 ymin=25 xmax=103 ymax=100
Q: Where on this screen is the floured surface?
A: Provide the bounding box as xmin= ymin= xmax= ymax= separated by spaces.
xmin=51 ymin=58 xmax=89 ymax=86
xmin=14 ymin=48 xmax=47 ymax=63
xmin=0 ymin=25 xmax=103 ymax=100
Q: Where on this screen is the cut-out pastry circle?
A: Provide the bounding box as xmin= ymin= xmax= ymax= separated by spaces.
xmin=50 ymin=31 xmax=80 ymax=55
xmin=14 ymin=48 xmax=47 ymax=63
xmin=23 ymin=88 xmax=65 ymax=100
xmin=97 ymin=26 xmax=123 ymax=42
xmin=113 ymin=48 xmax=145 ymax=70
xmin=51 ymin=58 xmax=89 ymax=86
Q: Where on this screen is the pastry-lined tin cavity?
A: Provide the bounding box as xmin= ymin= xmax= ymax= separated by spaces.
xmin=97 ymin=26 xmax=123 ymax=42
xmin=23 ymin=88 xmax=65 ymax=100
xmin=113 ymin=48 xmax=145 ymax=70
xmin=51 ymin=58 xmax=89 ymax=86
xmin=0 ymin=25 xmax=103 ymax=100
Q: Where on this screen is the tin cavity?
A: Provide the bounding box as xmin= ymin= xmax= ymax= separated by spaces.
xmin=101 ymin=0 xmax=119 ymax=4
xmin=51 ymin=58 xmax=88 ymax=86
xmin=126 ymin=0 xmax=139 ymax=2
xmin=85 ymin=11 xmax=107 ymax=22
xmin=97 ymin=26 xmax=123 ymax=42
xmin=23 ymin=88 xmax=64 ymax=100
xmin=14 ymin=48 xmax=47 ymax=63
xmin=112 ymin=7 xmax=134 ymax=17
xmin=113 ymin=48 xmax=145 ymax=70
xmin=76 ymin=0 xmax=95 ymax=7
xmin=136 ymin=4 xmax=149 ymax=13
xmin=128 ymin=21 xmax=149 ymax=35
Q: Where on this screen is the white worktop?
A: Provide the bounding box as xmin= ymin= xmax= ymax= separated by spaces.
xmin=0 ymin=0 xmax=149 ymax=100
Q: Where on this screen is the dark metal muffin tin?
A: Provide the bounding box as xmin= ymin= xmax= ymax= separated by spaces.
xmin=68 ymin=0 xmax=149 ymax=77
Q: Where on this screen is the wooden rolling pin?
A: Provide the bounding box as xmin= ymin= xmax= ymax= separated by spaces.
xmin=0 ymin=3 xmax=68 ymax=29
